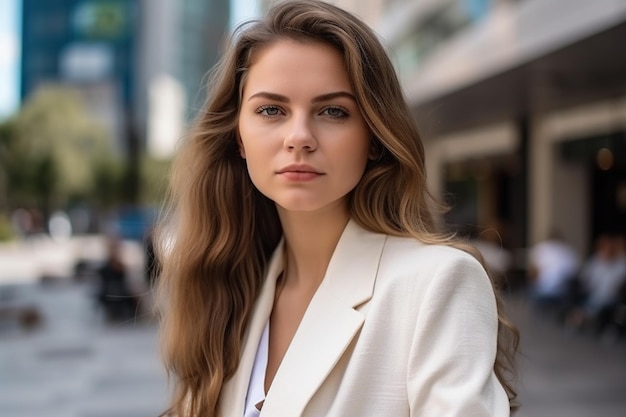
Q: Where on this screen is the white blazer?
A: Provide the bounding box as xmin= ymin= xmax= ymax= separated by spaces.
xmin=219 ymin=220 xmax=510 ymax=417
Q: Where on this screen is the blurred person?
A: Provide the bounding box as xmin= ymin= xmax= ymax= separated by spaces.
xmin=528 ymin=231 xmax=580 ymax=314
xmin=97 ymin=235 xmax=138 ymax=323
xmin=567 ymin=233 xmax=626 ymax=334
xmin=156 ymin=2 xmax=519 ymax=417
xmin=10 ymin=208 xmax=35 ymax=239
xmin=48 ymin=210 xmax=72 ymax=242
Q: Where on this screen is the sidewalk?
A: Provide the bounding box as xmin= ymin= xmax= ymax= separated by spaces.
xmin=0 ymin=235 xmax=165 ymax=416
xmin=0 ymin=281 xmax=168 ymax=417
xmin=507 ymin=293 xmax=626 ymax=417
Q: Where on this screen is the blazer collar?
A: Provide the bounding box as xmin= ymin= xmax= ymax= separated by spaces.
xmin=220 ymin=219 xmax=387 ymax=417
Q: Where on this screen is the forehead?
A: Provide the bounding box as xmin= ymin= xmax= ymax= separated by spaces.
xmin=243 ymin=39 xmax=352 ymax=96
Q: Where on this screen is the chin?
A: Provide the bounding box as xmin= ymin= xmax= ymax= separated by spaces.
xmin=275 ymin=200 xmax=326 ymax=213
xmin=274 ymin=195 xmax=349 ymax=216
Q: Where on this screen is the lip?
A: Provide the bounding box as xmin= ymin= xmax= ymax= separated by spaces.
xmin=276 ymin=164 xmax=324 ymax=181
xmin=276 ymin=164 xmax=323 ymax=175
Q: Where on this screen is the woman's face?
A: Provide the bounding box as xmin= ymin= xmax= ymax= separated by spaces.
xmin=237 ymin=39 xmax=371 ymax=215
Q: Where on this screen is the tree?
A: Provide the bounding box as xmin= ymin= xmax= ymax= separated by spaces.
xmin=0 ymin=86 xmax=125 ymax=219
xmin=139 ymin=153 xmax=171 ymax=205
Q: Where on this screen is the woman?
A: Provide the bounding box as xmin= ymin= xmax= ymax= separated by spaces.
xmin=156 ymin=1 xmax=518 ymax=416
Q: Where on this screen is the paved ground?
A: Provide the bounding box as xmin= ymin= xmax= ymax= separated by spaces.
xmin=507 ymin=293 xmax=626 ymax=417
xmin=0 ymin=282 xmax=168 ymax=417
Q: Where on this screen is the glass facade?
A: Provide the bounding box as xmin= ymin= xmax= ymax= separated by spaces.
xmin=20 ymin=0 xmax=137 ymax=105
xmin=394 ymin=0 xmax=494 ymax=80
xmin=179 ymin=0 xmax=229 ymax=119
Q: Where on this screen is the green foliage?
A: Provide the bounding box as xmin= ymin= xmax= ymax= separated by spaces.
xmin=92 ymin=156 xmax=126 ymax=208
xmin=140 ymin=153 xmax=171 ymax=205
xmin=0 ymin=213 xmax=14 ymax=242
xmin=0 ymin=86 xmax=126 ymax=215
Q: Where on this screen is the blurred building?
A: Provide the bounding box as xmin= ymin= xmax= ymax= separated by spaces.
xmin=136 ymin=0 xmax=181 ymax=160
xmin=370 ymin=0 xmax=626 ymax=258
xmin=138 ymin=0 xmax=229 ymax=159
xmin=178 ymin=0 xmax=230 ymax=119
xmin=20 ymin=0 xmax=137 ymax=154
xmin=20 ymin=0 xmax=229 ymax=163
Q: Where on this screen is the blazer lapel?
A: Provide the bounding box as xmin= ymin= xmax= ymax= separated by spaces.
xmin=219 ymin=240 xmax=285 ymax=417
xmin=261 ymin=220 xmax=387 ymax=416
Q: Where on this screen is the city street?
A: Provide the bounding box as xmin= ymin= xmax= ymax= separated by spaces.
xmin=2 ymin=0 xmax=625 ymax=416
xmin=1 ymin=250 xmax=626 ymax=416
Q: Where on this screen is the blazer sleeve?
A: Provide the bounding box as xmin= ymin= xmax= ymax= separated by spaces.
xmin=406 ymin=252 xmax=510 ymax=417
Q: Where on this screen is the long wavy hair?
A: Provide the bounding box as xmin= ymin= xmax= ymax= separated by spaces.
xmin=156 ymin=1 xmax=519 ymax=416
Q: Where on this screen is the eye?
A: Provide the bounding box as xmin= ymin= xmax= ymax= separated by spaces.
xmin=321 ymin=106 xmax=348 ymax=119
xmin=255 ymin=105 xmax=282 ymax=117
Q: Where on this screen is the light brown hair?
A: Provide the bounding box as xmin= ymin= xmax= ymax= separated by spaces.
xmin=157 ymin=1 xmax=519 ymax=416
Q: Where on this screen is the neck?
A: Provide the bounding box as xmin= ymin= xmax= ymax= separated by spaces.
xmin=277 ymin=205 xmax=350 ymax=289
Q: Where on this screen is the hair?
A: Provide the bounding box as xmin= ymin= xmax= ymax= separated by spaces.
xmin=156 ymin=1 xmax=519 ymax=416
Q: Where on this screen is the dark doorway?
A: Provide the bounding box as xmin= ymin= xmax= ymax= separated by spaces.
xmin=560 ymin=131 xmax=626 ymax=250
xmin=591 ymin=165 xmax=626 ymax=240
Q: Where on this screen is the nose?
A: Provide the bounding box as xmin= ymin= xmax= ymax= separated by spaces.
xmin=283 ymin=113 xmax=317 ymax=152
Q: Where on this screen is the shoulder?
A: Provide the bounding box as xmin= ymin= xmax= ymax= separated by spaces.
xmin=377 ymin=235 xmax=494 ymax=307
xmin=343 ymin=222 xmax=491 ymax=298
xmin=381 ymin=234 xmax=484 ymax=278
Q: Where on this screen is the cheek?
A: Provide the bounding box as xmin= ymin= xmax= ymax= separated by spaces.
xmin=342 ymin=133 xmax=371 ymax=175
xmin=346 ymin=155 xmax=369 ymax=184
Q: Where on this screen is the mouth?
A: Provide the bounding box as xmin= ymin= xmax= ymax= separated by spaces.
xmin=277 ymin=165 xmax=323 ymax=175
xmin=276 ymin=164 xmax=324 ymax=181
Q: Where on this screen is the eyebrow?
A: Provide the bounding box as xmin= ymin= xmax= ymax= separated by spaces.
xmin=247 ymin=91 xmax=356 ymax=103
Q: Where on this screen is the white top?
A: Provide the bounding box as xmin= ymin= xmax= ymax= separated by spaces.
xmin=243 ymin=321 xmax=269 ymax=417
